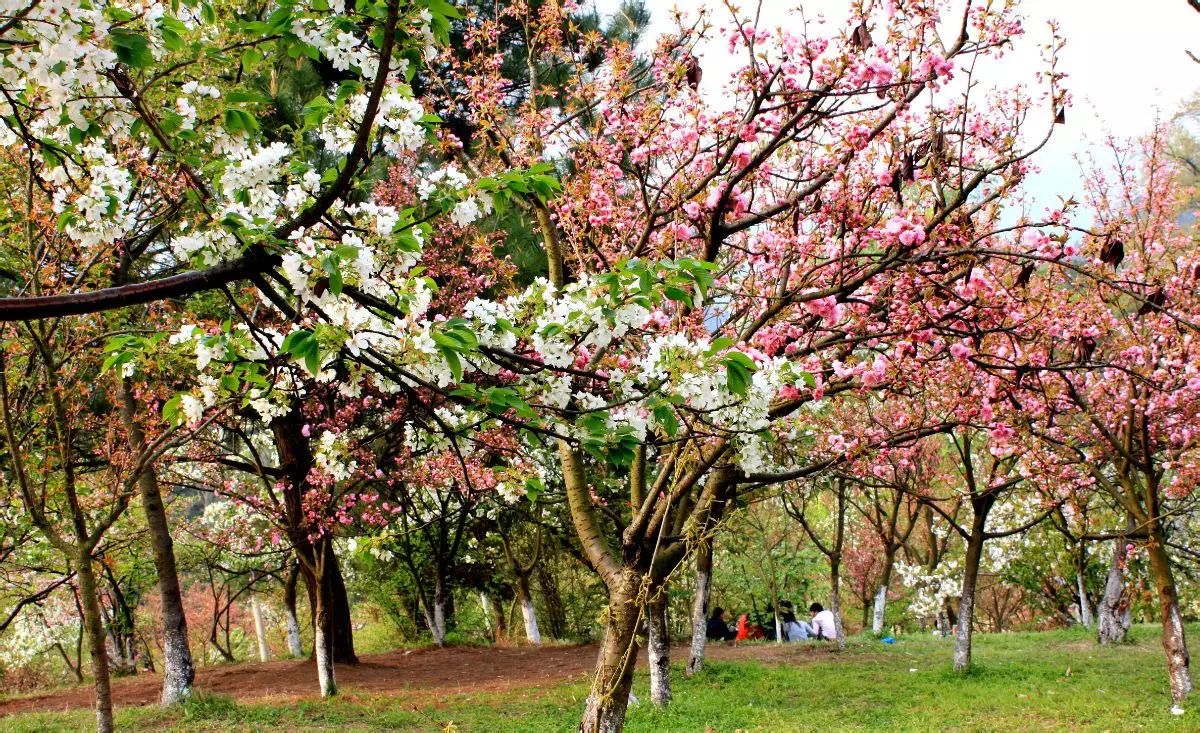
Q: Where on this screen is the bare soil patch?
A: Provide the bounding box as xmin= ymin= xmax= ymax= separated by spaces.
xmin=0 ymin=639 xmax=847 ymax=717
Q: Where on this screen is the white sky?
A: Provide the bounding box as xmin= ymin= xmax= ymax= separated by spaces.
xmin=589 ymin=0 xmax=1200 ymax=211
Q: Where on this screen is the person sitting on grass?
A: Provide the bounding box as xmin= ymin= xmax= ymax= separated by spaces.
xmin=780 ymin=602 xmax=814 ymax=642
xmin=809 ymin=602 xmax=838 ymax=641
xmin=735 ymin=613 xmax=765 ymax=642
xmin=706 ymin=607 xmax=736 ymax=641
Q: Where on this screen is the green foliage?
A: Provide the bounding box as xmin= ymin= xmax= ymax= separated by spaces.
xmin=181 ymin=692 xmax=239 ymax=720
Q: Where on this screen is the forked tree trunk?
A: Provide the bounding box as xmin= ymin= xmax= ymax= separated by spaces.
xmin=685 ymin=537 xmax=714 ymax=676
xmin=1146 ymin=528 xmax=1192 ymax=707
xmin=516 ymin=576 xmax=542 ymax=645
xmin=77 ymin=552 xmax=115 ymax=733
xmin=954 ymin=527 xmax=986 ymax=673
xmin=117 ymin=381 xmax=194 ymax=704
xmin=581 ymin=571 xmax=641 ymax=733
xmin=648 ymin=588 xmax=671 ymax=707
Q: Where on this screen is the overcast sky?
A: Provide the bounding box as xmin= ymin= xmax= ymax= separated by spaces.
xmin=589 ymin=0 xmax=1200 ymax=211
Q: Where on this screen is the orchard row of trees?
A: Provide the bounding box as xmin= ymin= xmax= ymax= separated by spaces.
xmin=1 ymin=0 xmax=1200 ymax=731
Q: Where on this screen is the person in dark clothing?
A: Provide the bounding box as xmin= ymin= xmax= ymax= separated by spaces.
xmin=706 ymin=607 xmax=736 ymax=641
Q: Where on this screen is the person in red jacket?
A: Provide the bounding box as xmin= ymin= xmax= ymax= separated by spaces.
xmin=735 ymin=613 xmax=765 ymax=641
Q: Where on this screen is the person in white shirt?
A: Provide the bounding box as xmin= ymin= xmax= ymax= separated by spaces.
xmin=809 ymin=602 xmax=838 ymax=641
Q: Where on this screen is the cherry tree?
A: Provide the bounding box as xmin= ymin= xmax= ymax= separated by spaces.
xmin=0 ymin=1 xmax=1124 ymax=730
xmin=412 ymin=0 xmax=1072 ymax=726
xmin=1021 ymin=128 xmax=1200 ymax=711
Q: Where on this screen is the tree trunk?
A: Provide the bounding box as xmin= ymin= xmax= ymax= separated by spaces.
xmin=648 ymin=588 xmax=671 ymax=707
xmin=480 ymin=591 xmax=494 ymax=638
xmin=313 ymin=588 xmax=336 ymax=697
xmin=1097 ymin=537 xmax=1130 ymax=645
xmin=515 ymin=575 xmax=542 ymax=645
xmin=117 ymin=380 xmax=194 ymax=704
xmin=423 ymin=580 xmax=448 ymax=647
xmin=580 ymin=571 xmax=641 ymax=733
xmin=1146 ymin=528 xmax=1192 ymax=707
xmin=872 ymin=549 xmax=895 ymax=636
xmin=283 ymin=564 xmax=304 ymax=657
xmin=251 ymin=597 xmax=269 ymax=662
xmin=536 ymin=562 xmax=569 ymax=639
xmin=326 ymin=546 xmax=356 ymax=663
xmin=954 ymin=527 xmax=986 ymax=673
xmin=108 ymin=628 xmax=137 ymax=676
xmin=490 ymin=594 xmax=508 ymax=643
xmin=77 ymin=552 xmax=115 ymax=733
xmin=1077 ymin=546 xmax=1092 ymax=629
xmin=302 ymin=543 xmax=357 ymax=664
xmin=685 ymin=541 xmax=713 ymax=677
xmin=830 ymin=556 xmax=846 ymax=649
xmin=872 ymin=585 xmax=888 ymax=636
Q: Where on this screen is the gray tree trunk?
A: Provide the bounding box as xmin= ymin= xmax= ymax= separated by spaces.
xmin=423 ymin=582 xmax=448 ymax=647
xmin=285 ymin=607 xmax=304 ymax=657
xmin=953 ymin=528 xmax=985 ymax=673
xmin=830 ymin=554 xmax=846 ymax=649
xmin=117 ymin=381 xmax=194 ymax=704
xmin=480 ymin=591 xmax=494 ymax=637
xmin=872 ymin=585 xmax=888 ymax=636
xmin=516 ymin=576 xmax=542 ymax=645
xmin=648 ymin=590 xmax=671 ymax=707
xmin=313 ymin=590 xmax=336 ymax=697
xmin=1097 ymin=537 xmax=1130 ymax=644
xmin=283 ymin=564 xmax=304 ymax=657
xmin=251 ymin=597 xmax=270 ymax=662
xmin=685 ymin=542 xmax=713 ymax=676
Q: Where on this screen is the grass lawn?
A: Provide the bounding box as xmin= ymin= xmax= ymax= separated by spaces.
xmin=2 ymin=625 xmax=1193 ymax=732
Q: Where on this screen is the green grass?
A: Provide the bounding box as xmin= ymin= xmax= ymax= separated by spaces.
xmin=3 ymin=626 xmax=1195 ymax=732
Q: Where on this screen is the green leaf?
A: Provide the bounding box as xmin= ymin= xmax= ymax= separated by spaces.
xmin=438 ymin=347 xmax=463 ymax=383
xmin=110 ymin=29 xmax=154 ymax=68
xmin=424 ymin=0 xmax=461 ymax=20
xmin=281 ymin=329 xmax=321 ymax=374
xmin=162 ymin=394 xmax=183 ymax=426
xmin=652 ymin=404 xmax=680 ymax=437
xmin=322 ymin=255 xmax=343 ymax=295
xmin=223 ymin=108 xmax=259 ymax=134
xmin=524 ymin=476 xmax=545 ymax=503
xmin=722 ymin=352 xmax=756 ymax=397
xmin=225 ymin=89 xmax=273 ymax=105
xmin=101 ymin=350 xmax=135 ymax=374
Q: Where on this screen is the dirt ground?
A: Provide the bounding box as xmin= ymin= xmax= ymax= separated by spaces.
xmin=0 ymin=640 xmax=842 ymax=717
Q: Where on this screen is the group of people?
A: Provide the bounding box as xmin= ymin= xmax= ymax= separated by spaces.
xmin=706 ymin=601 xmax=838 ymax=643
